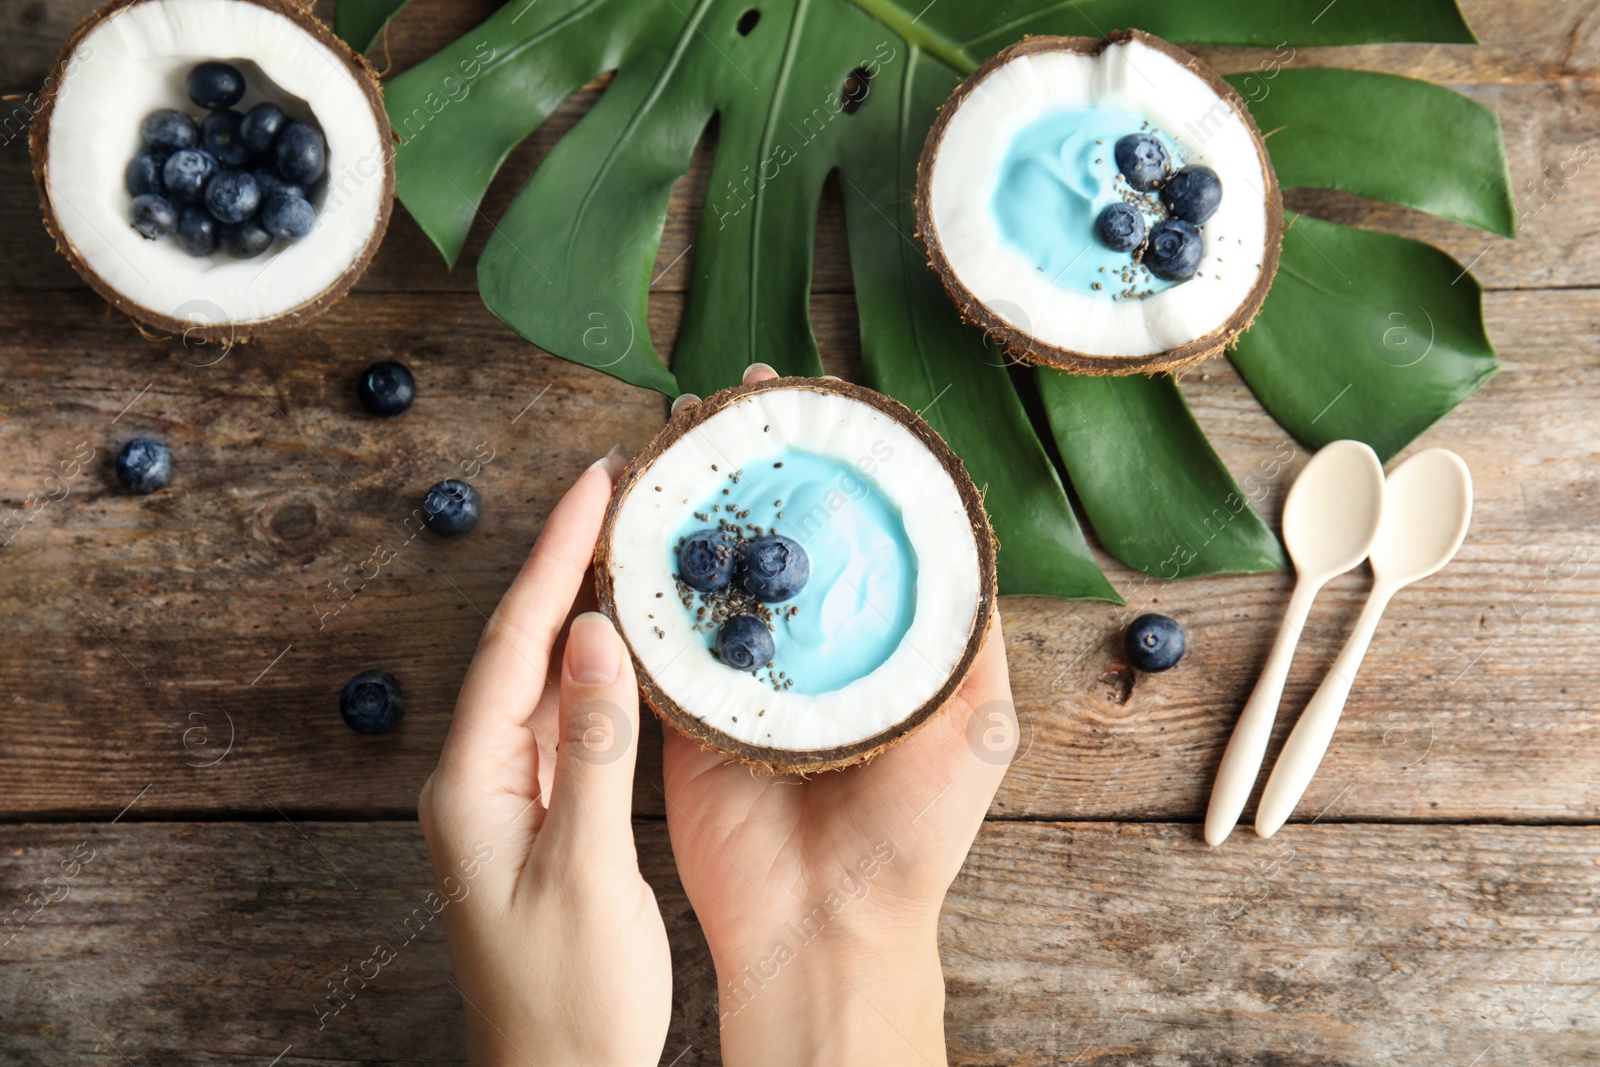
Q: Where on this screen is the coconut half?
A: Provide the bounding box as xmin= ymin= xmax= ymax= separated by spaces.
xmin=595 ymin=377 xmax=998 ymax=774
xmin=30 ymin=0 xmax=393 ymax=342
xmin=916 ymin=31 xmax=1282 ymax=375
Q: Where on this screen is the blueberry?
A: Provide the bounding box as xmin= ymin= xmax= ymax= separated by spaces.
xmin=1095 ymin=202 xmax=1146 ymax=253
xmin=141 ymin=108 xmax=198 ymax=152
xmin=357 ymin=360 xmax=416 ymax=417
xmin=251 ymin=168 xmax=306 ymax=202
xmin=203 ymin=170 xmax=260 ymax=224
xmin=275 ymin=122 xmax=325 ymax=186
xmin=339 ymin=669 xmax=404 ymax=735
xmin=737 ymin=534 xmax=809 ymax=602
xmin=261 ymin=194 xmax=316 ymax=238
xmin=129 ymin=194 xmax=177 ymax=239
xmin=219 ymin=218 xmax=273 ymax=258
xmin=162 ymin=148 xmax=218 ymax=205
xmin=239 ymin=102 xmax=287 ymax=156
xmin=186 ymin=61 xmax=245 ymax=111
xmin=125 ymin=152 xmax=166 ymax=197
xmin=717 ymin=615 xmax=775 ymax=671
xmin=1161 ymin=165 xmax=1222 ymax=225
xmin=422 ymin=478 xmax=482 ymax=535
xmin=1113 ymin=133 xmax=1170 ymax=192
xmin=116 ymin=437 xmax=172 ymax=494
xmin=678 ymin=528 xmax=737 ymax=592
xmin=175 ymin=207 xmax=218 ymax=256
xmin=1143 ymin=219 xmax=1204 ymax=281
xmin=200 ymin=109 xmax=251 ymax=168
xmin=1125 ymin=613 xmax=1185 ymax=672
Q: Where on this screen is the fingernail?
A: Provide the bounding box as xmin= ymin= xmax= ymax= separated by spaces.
xmin=822 ymin=374 xmax=843 ymax=381
xmin=670 ymin=393 xmax=701 ymax=416
xmin=568 ymin=612 xmax=621 ymax=684
xmin=743 ymin=363 xmax=776 ymax=383
xmin=602 ymin=443 xmax=629 ymax=482
xmin=586 ymin=444 xmax=628 ymax=483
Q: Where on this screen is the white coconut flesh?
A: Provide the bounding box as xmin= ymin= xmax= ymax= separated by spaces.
xmin=43 ymin=0 xmax=388 ymax=328
xmin=926 ymin=37 xmax=1273 ymax=359
xmin=607 ymin=388 xmax=985 ymax=755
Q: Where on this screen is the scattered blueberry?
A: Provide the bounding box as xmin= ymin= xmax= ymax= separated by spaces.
xmin=125 ymin=152 xmax=166 ymax=197
xmin=1144 ymin=219 xmax=1203 ymax=281
xmin=422 ymin=479 xmax=482 ymax=535
xmin=1125 ymin=613 xmax=1185 ymax=672
xmin=1114 ymin=133 xmax=1170 ymax=192
xmin=1095 ymin=202 xmax=1146 ymax=253
xmin=678 ymin=528 xmax=737 ymax=592
xmin=261 ymin=194 xmax=316 ymax=238
xmin=737 ymin=534 xmax=809 ymax=602
xmin=162 ymin=148 xmax=218 ymax=205
xmin=141 ymin=108 xmax=198 ymax=153
xmin=275 ymin=122 xmax=326 ymax=186
xmin=252 ymin=168 xmax=306 ymax=202
xmin=115 ymin=437 xmax=172 ymax=494
xmin=129 ymin=194 xmax=178 ymax=239
xmin=717 ymin=615 xmax=775 ymax=671
xmin=186 ymin=61 xmax=245 ymax=111
xmin=1161 ymin=165 xmax=1222 ymax=225
xmin=204 ymin=170 xmax=261 ymax=224
xmin=339 ymin=669 xmax=404 ymax=735
xmin=200 ymin=109 xmax=251 ymax=167
xmin=357 ymin=361 xmax=416 ymax=417
xmin=176 ymin=207 xmax=218 ymax=256
xmin=239 ymin=102 xmax=288 ymax=156
xmin=219 ymin=218 xmax=274 ymax=258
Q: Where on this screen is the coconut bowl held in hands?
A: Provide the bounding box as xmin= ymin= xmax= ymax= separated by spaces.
xmin=595 ymin=377 xmax=998 ymax=775
xmin=30 ymin=0 xmax=394 ymax=342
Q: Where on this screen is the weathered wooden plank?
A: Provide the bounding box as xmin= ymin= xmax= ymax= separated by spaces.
xmin=1 ymin=820 xmax=1595 ymax=1064
xmin=0 ymin=285 xmax=1595 ymax=823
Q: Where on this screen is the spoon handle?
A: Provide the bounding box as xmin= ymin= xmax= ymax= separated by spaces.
xmin=1204 ymin=579 xmax=1320 ymax=846
xmin=1255 ymin=585 xmax=1396 ymax=837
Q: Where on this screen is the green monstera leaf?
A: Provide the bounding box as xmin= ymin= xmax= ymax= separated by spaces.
xmin=362 ymin=0 xmax=1508 ymax=601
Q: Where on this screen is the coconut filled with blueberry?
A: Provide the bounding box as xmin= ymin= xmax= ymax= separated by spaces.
xmin=30 ymin=0 xmax=393 ymax=343
xmin=595 ymin=377 xmax=998 ymax=774
xmin=916 ymin=30 xmax=1281 ymax=375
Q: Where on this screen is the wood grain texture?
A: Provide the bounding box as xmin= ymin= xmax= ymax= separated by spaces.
xmin=0 ymin=285 xmax=1595 ymax=823
xmin=1 ymin=820 xmax=1595 ymax=1065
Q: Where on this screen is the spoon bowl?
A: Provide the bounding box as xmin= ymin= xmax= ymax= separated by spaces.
xmin=1282 ymin=440 xmax=1388 ymax=580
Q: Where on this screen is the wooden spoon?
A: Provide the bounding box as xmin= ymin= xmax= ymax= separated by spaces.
xmin=1204 ymin=440 xmax=1385 ymax=846
xmin=1254 ymin=448 xmax=1473 ymax=838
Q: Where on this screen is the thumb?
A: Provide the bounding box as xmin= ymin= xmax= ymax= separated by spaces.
xmin=544 ymin=612 xmax=641 ymax=841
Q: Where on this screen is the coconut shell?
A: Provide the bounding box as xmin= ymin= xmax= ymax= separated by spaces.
xmin=594 ymin=376 xmax=999 ymax=775
xmin=28 ymin=0 xmax=395 ymax=343
xmin=915 ymin=30 xmax=1283 ymax=377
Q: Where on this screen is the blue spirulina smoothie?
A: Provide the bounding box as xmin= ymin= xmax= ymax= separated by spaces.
xmin=671 ymin=448 xmax=916 ymax=694
xmin=990 ymin=106 xmax=1184 ymax=300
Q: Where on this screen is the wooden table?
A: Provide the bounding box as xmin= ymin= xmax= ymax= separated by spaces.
xmin=3 ymin=1 xmax=1597 ymax=1062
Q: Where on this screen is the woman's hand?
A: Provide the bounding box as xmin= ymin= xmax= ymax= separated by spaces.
xmin=418 ymin=450 xmax=672 ymax=1067
xmin=663 ymin=365 xmax=1019 ymax=1066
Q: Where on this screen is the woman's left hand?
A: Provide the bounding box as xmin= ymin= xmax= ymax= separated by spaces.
xmin=418 ymin=449 xmax=672 ymax=1067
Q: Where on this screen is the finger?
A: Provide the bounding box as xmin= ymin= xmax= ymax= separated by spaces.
xmin=440 ymin=453 xmax=620 ymax=768
xmin=670 ymin=393 xmax=700 ymax=416
xmin=742 ymin=363 xmax=778 ymax=384
xmin=542 ymin=612 xmax=642 ymax=844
